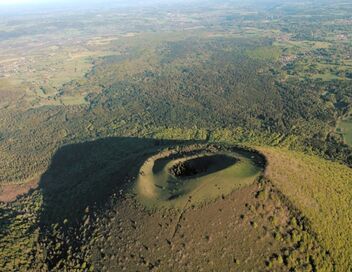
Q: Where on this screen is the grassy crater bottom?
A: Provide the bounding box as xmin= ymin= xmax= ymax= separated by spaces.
xmin=135 ymin=144 xmax=265 ymax=208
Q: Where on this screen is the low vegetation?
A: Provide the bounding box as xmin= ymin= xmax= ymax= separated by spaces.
xmin=261 ymin=147 xmax=352 ymax=271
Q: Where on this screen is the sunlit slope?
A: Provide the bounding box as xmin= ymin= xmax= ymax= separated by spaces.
xmin=260 ymin=147 xmax=352 ymax=271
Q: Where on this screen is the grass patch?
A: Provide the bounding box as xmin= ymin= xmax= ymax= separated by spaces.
xmin=260 ymin=147 xmax=352 ymax=271
xmin=246 ymin=46 xmax=281 ymax=61
xmin=337 ymin=118 xmax=352 ymax=146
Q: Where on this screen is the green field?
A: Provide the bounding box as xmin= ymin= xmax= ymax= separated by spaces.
xmin=246 ymin=46 xmax=281 ymax=61
xmin=338 ymin=118 xmax=352 ymax=146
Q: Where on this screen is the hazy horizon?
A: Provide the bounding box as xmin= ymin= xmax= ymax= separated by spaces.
xmin=0 ymin=0 xmax=191 ymax=5
xmin=0 ymin=0 xmax=202 ymax=15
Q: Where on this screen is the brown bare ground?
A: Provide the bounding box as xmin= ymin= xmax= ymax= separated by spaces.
xmin=89 ymin=182 xmax=308 ymax=271
xmin=0 ymin=178 xmax=39 ymax=202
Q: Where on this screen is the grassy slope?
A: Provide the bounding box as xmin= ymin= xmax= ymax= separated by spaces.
xmin=153 ymin=128 xmax=352 ymax=269
xmin=260 ymin=147 xmax=352 ymax=271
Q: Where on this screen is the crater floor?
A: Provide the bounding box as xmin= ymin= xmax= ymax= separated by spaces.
xmin=135 ymin=144 xmax=264 ymax=208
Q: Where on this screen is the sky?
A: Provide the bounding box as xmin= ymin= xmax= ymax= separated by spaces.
xmin=0 ymin=0 xmax=54 ymax=5
xmin=0 ymin=0 xmax=122 ymax=5
xmin=0 ymin=0 xmax=196 ymax=14
xmin=0 ymin=0 xmax=186 ymax=6
xmin=0 ymin=0 xmax=41 ymax=4
xmin=0 ymin=0 xmax=169 ymax=4
xmin=0 ymin=0 xmax=154 ymax=8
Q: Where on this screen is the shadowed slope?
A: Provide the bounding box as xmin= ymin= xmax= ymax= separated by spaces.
xmin=37 ymin=137 xmax=186 ymax=269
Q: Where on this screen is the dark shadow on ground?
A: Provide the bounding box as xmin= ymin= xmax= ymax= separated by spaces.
xmin=169 ymin=154 xmax=238 ymax=179
xmin=37 ymin=136 xmax=191 ymax=268
xmin=39 ymin=137 xmax=189 ymax=225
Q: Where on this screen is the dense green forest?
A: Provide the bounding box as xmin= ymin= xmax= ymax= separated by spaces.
xmin=0 ymin=33 xmax=351 ymax=183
